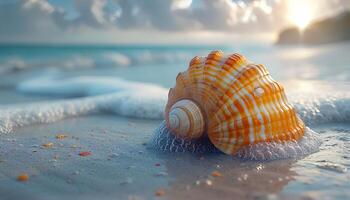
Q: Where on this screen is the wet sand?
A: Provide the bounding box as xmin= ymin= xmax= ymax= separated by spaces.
xmin=0 ymin=113 xmax=349 ymax=200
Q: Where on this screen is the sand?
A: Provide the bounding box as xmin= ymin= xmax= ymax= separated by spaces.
xmin=0 ymin=112 xmax=349 ymax=200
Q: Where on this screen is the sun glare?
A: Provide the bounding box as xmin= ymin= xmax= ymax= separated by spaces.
xmin=288 ymin=1 xmax=313 ymax=31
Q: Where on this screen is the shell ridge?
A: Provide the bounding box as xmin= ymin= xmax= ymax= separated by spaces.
xmin=210 ymin=71 xmax=289 ymax=149
xmin=265 ymin=75 xmax=304 ymax=141
xmin=211 ymin=64 xmax=270 ymax=118
xmin=208 ymin=63 xmax=272 ymax=151
xmin=267 ymin=80 xmax=301 ymax=141
xmin=209 ymin=64 xmax=269 ymax=126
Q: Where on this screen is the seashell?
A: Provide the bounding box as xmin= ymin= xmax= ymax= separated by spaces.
xmin=164 ymin=51 xmax=305 ymax=155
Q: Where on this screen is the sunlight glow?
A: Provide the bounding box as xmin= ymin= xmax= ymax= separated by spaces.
xmin=288 ymin=0 xmax=313 ymax=31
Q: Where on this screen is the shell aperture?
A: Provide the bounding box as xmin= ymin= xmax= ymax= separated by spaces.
xmin=164 ymin=51 xmax=305 ymax=155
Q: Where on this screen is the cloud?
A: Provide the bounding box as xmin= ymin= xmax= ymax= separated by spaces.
xmin=0 ymin=0 xmax=66 ymax=41
xmin=0 ymin=0 xmax=349 ymax=43
xmin=73 ymin=0 xmax=109 ymax=27
xmin=109 ymin=0 xmax=282 ymax=31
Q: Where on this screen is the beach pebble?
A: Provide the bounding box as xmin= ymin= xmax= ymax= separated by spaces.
xmin=42 ymin=142 xmax=54 ymax=148
xmin=55 ymin=134 xmax=67 ymax=139
xmin=205 ymin=179 xmax=212 ymax=186
xmin=79 ymin=151 xmax=92 ymax=157
xmin=155 ymin=189 xmax=165 ymax=196
xmin=17 ymin=173 xmax=29 ymax=182
xmin=211 ymin=171 xmax=222 ymax=177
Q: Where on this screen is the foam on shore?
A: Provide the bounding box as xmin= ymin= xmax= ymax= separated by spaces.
xmin=0 ymin=75 xmax=348 ymax=160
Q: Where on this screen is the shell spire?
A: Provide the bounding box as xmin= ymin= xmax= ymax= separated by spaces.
xmin=165 ymin=51 xmax=305 ymax=155
xmin=166 ymin=99 xmax=205 ymax=139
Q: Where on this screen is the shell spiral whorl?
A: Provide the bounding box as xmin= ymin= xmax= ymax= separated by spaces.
xmin=167 ymin=99 xmax=205 ymax=139
xmin=164 ymin=51 xmax=306 ymax=155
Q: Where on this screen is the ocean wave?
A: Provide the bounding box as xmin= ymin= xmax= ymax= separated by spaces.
xmin=0 ymin=56 xmax=96 ymax=74
xmin=292 ymin=93 xmax=350 ymax=125
xmin=17 ymin=75 xmax=168 ymax=97
xmin=0 ymin=51 xmax=193 ymax=74
xmin=0 ymin=76 xmax=349 ymax=136
xmin=0 ymin=57 xmax=28 ymax=74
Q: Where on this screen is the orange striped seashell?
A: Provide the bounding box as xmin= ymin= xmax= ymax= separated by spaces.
xmin=165 ymin=51 xmax=305 ymax=155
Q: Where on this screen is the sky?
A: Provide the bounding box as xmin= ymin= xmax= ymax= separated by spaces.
xmin=0 ymin=0 xmax=349 ymax=44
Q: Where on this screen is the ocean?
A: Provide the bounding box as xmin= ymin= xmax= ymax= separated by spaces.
xmin=0 ymin=43 xmax=349 ymax=199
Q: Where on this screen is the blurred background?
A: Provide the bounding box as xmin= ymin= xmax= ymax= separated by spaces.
xmin=0 ymin=0 xmax=350 ymax=100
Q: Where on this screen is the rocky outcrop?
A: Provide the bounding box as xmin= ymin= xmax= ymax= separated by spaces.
xmin=277 ymin=11 xmax=350 ymax=45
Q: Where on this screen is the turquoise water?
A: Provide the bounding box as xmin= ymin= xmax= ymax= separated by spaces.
xmin=1 ymin=42 xmax=349 ymax=84
xmin=0 ymin=43 xmax=349 ymax=199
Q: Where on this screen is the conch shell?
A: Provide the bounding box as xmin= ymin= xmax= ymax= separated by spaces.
xmin=165 ymin=51 xmax=305 ymax=155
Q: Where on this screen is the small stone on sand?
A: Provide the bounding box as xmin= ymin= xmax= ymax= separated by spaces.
xmin=211 ymin=170 xmax=222 ymax=177
xmin=79 ymin=151 xmax=92 ymax=157
xmin=155 ymin=189 xmax=165 ymax=196
xmin=17 ymin=173 xmax=29 ymax=182
xmin=205 ymin=179 xmax=212 ymax=186
xmin=42 ymin=142 xmax=54 ymax=148
xmin=55 ymin=134 xmax=67 ymax=139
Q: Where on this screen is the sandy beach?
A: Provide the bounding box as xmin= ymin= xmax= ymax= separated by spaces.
xmin=0 ymin=110 xmax=349 ymax=200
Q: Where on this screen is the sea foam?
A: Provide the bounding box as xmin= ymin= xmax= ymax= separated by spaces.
xmin=1 ymin=75 xmax=350 ymax=160
xmin=151 ymin=121 xmax=321 ymax=160
xmin=0 ymin=76 xmax=167 ymax=134
xmin=13 ymin=75 xmax=350 ymax=125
